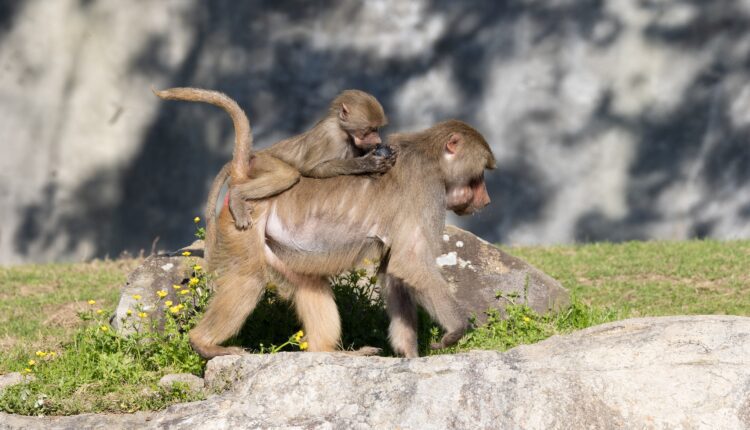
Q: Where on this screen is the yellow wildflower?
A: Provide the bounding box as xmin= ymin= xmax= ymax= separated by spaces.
xmin=181 ymin=251 xmax=191 ymax=257
xmin=96 ymin=309 xmax=104 ymax=315
xmin=49 ymin=352 xmax=56 ymax=357
xmin=100 ymin=325 xmax=109 ymax=332
xmin=23 ymin=368 xmax=32 ymax=374
xmin=180 ymin=289 xmax=190 ymax=295
xmin=138 ymin=312 xmax=148 ymax=319
xmin=28 ymin=360 xmax=36 ymax=366
xmin=172 ymin=284 xmax=182 ymax=290
xmin=169 ymin=305 xmax=183 ymax=314
xmin=132 ymin=294 xmax=142 ymax=300
xmin=126 ymin=309 xmax=133 ymax=316
xmin=523 ymin=316 xmax=531 ymax=323
xmin=156 ymin=290 xmax=168 ymax=298
xmin=294 ymin=330 xmax=304 ymax=342
xmin=188 ymin=277 xmax=199 ymax=286
xmin=193 ymin=264 xmax=202 ymax=272
xmin=164 ymin=300 xmax=173 ymax=307
xmin=87 ymin=299 xmax=96 ymax=305
xmin=35 ymin=351 xmax=46 ymax=358
xmin=299 ymin=342 xmax=308 ymax=351
xmin=194 ymin=216 xmax=201 ymax=223
xmin=362 ymin=258 xmax=372 ymax=265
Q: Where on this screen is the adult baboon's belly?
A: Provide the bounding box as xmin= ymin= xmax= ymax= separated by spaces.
xmin=264 ymin=208 xmax=383 ymax=275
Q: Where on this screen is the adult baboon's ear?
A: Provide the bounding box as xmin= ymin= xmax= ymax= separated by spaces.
xmin=339 ymin=103 xmax=350 ymax=121
xmin=446 ymin=133 xmax=462 ymax=155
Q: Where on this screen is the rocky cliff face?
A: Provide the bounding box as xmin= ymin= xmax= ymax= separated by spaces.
xmin=2 ymin=1 xmax=749 ymax=263
xmin=3 ymin=316 xmax=750 ymax=429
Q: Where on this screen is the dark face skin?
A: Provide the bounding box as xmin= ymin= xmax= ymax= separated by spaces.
xmin=350 ymin=127 xmax=382 ymax=150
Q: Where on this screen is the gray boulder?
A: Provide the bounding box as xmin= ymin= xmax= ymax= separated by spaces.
xmin=3 ymin=316 xmax=750 ymax=429
xmin=439 ymin=225 xmax=569 ymax=320
xmin=111 ymin=241 xmax=205 ymax=333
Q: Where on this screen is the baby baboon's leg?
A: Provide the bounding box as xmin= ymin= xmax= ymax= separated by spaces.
xmin=188 ymin=271 xmax=265 ymax=359
xmin=229 ymin=153 xmax=301 ymax=230
xmin=292 ymin=276 xmax=341 ymax=352
xmin=383 ymin=275 xmax=419 ymax=358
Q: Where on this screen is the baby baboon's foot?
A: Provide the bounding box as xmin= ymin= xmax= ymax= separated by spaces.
xmin=233 ymin=213 xmax=252 ymax=230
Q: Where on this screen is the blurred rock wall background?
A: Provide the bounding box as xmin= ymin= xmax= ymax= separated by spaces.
xmin=1 ymin=0 xmax=748 ymax=263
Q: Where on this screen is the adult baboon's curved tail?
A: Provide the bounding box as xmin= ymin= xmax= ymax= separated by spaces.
xmin=153 ymin=87 xmax=253 ymax=262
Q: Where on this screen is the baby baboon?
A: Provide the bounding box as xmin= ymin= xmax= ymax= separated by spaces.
xmin=183 ymin=93 xmax=495 ymax=359
xmin=154 ymin=88 xmax=393 ymax=262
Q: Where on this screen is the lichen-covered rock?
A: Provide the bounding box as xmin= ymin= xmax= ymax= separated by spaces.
xmin=3 ymin=316 xmax=750 ymax=429
xmin=111 ymin=241 xmax=205 ymax=333
xmin=439 ymin=225 xmax=569 ymax=321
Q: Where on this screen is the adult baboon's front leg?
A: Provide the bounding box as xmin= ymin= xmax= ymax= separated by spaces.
xmin=387 ymin=257 xmax=468 ymax=350
xmin=382 ymin=275 xmax=419 ymax=358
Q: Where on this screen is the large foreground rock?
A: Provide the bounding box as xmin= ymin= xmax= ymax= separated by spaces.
xmin=3 ymin=316 xmax=750 ymax=429
xmin=112 ymin=226 xmax=568 ymax=331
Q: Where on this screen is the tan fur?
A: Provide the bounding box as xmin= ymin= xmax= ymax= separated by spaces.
xmin=153 ymin=88 xmax=253 ymax=181
xmin=154 ymin=87 xmax=392 ymax=236
xmin=184 ymin=93 xmax=495 ymax=359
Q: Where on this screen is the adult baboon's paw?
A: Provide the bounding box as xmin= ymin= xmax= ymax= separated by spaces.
xmin=223 ymin=346 xmax=249 ymax=356
xmin=338 ymin=346 xmax=382 ymax=356
xmin=355 ymin=346 xmax=382 ymax=356
xmin=430 ymin=329 xmax=465 ymax=350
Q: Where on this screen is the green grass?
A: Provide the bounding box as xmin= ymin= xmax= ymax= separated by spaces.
xmin=507 ymin=240 xmax=750 ymax=316
xmin=0 ymin=260 xmax=141 ymax=371
xmin=0 ymin=239 xmax=748 ymax=415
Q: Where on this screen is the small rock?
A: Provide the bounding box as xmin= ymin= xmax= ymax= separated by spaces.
xmin=158 ymin=373 xmax=205 ymax=392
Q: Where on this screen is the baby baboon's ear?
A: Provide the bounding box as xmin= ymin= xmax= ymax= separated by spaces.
xmin=339 ymin=103 xmax=350 ymax=122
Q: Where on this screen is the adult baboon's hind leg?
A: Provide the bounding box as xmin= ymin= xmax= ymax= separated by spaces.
xmin=188 ymin=272 xmax=265 ymax=359
xmin=293 ymin=276 xmax=342 ymax=352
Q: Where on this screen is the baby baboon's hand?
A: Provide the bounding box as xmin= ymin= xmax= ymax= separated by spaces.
xmin=362 ymin=146 xmax=397 ymax=173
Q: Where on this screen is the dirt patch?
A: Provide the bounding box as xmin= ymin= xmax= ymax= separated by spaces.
xmin=85 ymin=258 xmax=144 ymax=273
xmin=0 ymin=284 xmax=56 ymax=300
xmin=0 ymin=335 xmax=19 ymax=351
xmin=42 ymin=300 xmax=105 ymax=328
